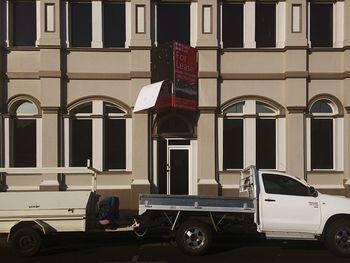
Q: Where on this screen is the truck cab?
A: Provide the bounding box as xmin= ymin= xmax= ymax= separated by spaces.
xmin=247 ymin=167 xmax=350 ymax=257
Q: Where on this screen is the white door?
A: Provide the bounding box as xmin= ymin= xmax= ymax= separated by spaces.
xmin=260 ymin=173 xmax=321 ymax=233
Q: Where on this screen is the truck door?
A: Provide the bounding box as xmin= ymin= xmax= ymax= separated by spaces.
xmin=260 ymin=173 xmax=321 ymax=233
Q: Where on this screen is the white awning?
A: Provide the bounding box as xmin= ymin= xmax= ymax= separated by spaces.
xmin=133 ymin=80 xmax=166 ymax=113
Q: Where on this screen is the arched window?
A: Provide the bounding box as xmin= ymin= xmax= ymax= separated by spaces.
xmin=9 ymin=100 xmax=39 ymax=167
xmin=67 ymin=100 xmax=129 ymax=170
xmin=308 ymin=99 xmax=340 ymax=170
xmin=220 ymin=99 xmax=285 ymax=170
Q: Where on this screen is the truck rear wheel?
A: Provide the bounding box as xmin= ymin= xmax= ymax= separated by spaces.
xmin=176 ymin=220 xmax=212 ymax=256
xmin=10 ymin=227 xmax=42 ymax=257
xmin=325 ymin=219 xmax=350 ymax=257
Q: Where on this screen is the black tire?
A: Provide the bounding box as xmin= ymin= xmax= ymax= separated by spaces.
xmin=10 ymin=227 xmax=42 ymax=257
xmin=325 ymin=220 xmax=350 ymax=257
xmin=176 ymin=220 xmax=212 ymax=256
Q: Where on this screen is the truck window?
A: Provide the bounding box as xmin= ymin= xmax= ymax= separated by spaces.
xmin=262 ymin=173 xmax=310 ymax=196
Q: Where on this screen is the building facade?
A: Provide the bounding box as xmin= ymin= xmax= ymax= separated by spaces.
xmin=0 ymin=0 xmax=350 ymax=209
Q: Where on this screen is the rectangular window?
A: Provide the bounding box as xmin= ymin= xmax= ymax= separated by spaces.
xmin=223 ymin=119 xmax=243 ymax=169
xmin=222 ymin=3 xmax=244 ymax=48
xmin=71 ymin=120 xmax=92 ymax=167
xmin=311 ymin=119 xmax=333 ymax=169
xmin=103 ymin=2 xmax=125 ymax=48
xmin=104 ymin=119 xmax=126 ymax=169
xmin=13 ymin=1 xmax=36 ymax=46
xmin=157 ymin=3 xmax=190 ymax=45
xmin=310 ymin=3 xmax=333 ymax=47
xmin=71 ymin=2 xmax=92 ymax=47
xmin=12 ymin=120 xmax=36 ymax=167
xmin=255 ymin=3 xmax=276 ymax=48
xmin=256 ymin=119 xmax=276 ymax=169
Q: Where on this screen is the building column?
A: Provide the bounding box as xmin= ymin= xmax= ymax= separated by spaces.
xmin=244 ymin=1 xmax=256 ymax=48
xmin=197 ymin=109 xmax=218 ymax=195
xmin=91 ymin=0 xmax=103 ymax=48
xmin=344 ymin=77 xmax=350 ymax=196
xmin=344 ymin=0 xmax=350 ymax=46
xmin=334 ymin=1 xmax=344 ymax=48
xmin=38 ymin=0 xmax=61 ymax=190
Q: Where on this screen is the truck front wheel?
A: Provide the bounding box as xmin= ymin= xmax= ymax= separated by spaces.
xmin=176 ymin=220 xmax=212 ymax=256
xmin=325 ymin=219 xmax=350 ymax=257
xmin=10 ymin=227 xmax=42 ymax=257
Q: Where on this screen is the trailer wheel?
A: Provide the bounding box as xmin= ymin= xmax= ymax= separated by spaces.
xmin=325 ymin=219 xmax=350 ymax=257
xmin=10 ymin=227 xmax=42 ymax=257
xmin=176 ymin=220 xmax=212 ymax=256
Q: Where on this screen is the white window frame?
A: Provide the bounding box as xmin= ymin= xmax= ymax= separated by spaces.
xmin=306 ymin=100 xmax=343 ymax=171
xmin=219 ymin=100 xmax=286 ymax=171
xmin=5 ymin=100 xmax=42 ymax=168
xmin=65 ymin=100 xmax=131 ymax=171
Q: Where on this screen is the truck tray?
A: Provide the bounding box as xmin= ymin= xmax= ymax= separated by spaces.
xmin=139 ymin=194 xmax=255 ymax=215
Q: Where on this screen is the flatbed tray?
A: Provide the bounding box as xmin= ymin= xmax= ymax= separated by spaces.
xmin=139 ymin=194 xmax=255 ymax=215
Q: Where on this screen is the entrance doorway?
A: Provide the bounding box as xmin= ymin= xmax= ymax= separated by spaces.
xmin=157 ymin=139 xmax=191 ymax=195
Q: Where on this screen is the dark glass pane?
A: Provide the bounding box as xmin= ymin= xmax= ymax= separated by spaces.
xmin=13 ymin=1 xmax=36 ymax=46
xmin=223 ymin=119 xmax=243 ymax=169
xmin=104 ymin=102 xmax=124 ymax=114
xmin=256 ymin=119 xmax=276 ymax=169
xmin=255 ymin=3 xmax=276 ymax=48
xmin=168 ymin=140 xmax=190 ymax=146
xmin=170 ymin=149 xmax=188 ymax=195
xmin=222 ymin=3 xmax=243 ymax=48
xmin=256 ymin=102 xmax=274 ymax=113
xmin=103 ymin=3 xmax=125 ymax=47
xmin=71 ymin=119 xmax=92 ymax=167
xmin=71 ymin=2 xmax=92 ymax=47
xmin=158 ymin=140 xmax=167 ymax=194
xmin=71 ymin=103 xmax=92 ymax=114
xmin=311 ymin=119 xmax=333 ymax=169
xmin=310 ymin=3 xmax=333 ymax=47
xmin=157 ymin=3 xmax=190 ymax=45
xmin=262 ymin=174 xmax=310 ymax=196
xmin=12 ymin=119 xmax=36 ymax=167
xmin=104 ymin=119 xmax=126 ymax=169
xmin=224 ymin=102 xmax=244 ymax=114
xmin=310 ymin=100 xmax=333 ymax=114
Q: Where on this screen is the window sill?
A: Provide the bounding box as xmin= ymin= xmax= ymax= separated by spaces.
xmin=307 ymin=170 xmax=343 ymax=174
xmin=66 ymin=47 xmax=131 ymax=52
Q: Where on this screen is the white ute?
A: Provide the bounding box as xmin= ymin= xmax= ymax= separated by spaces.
xmin=1 ymin=166 xmax=350 ymax=257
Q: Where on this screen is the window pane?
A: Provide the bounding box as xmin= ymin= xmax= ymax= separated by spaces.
xmin=224 ymin=102 xmax=244 ymax=114
xmin=104 ymin=103 xmax=124 ymax=114
xmin=104 ymin=119 xmax=126 ymax=169
xmin=256 ymin=119 xmax=276 ymax=169
xmin=311 ymin=119 xmax=333 ymax=169
xmin=255 ymin=3 xmax=276 ymax=48
xmin=71 ymin=103 xmax=92 ymax=114
xmin=12 ymin=119 xmax=36 ymax=167
xmin=15 ymin=102 xmax=38 ymax=115
xmin=157 ymin=3 xmax=190 ymax=45
xmin=310 ymin=3 xmax=333 ymax=47
xmin=103 ymin=3 xmax=125 ymax=48
xmin=222 ymin=3 xmax=243 ymax=48
xmin=71 ymin=2 xmax=92 ymax=47
xmin=13 ymin=1 xmax=36 ymax=46
xmin=223 ymin=119 xmax=243 ymax=169
xmin=310 ymin=100 xmax=333 ymax=114
xmin=71 ymin=119 xmax=92 ymax=167
xmin=262 ymin=174 xmax=310 ymax=196
xmin=256 ymin=102 xmax=274 ymax=114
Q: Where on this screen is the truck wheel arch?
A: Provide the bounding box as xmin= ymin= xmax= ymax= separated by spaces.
xmin=8 ymin=220 xmax=49 ymax=242
xmin=322 ymin=214 xmax=350 ymax=238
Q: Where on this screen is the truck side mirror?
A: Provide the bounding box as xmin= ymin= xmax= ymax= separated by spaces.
xmin=309 ymin=186 xmax=318 ymax=197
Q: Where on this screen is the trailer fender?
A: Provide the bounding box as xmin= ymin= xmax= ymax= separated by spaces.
xmin=7 ymin=220 xmax=54 ymax=242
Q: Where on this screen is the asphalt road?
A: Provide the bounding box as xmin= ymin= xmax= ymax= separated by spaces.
xmin=0 ymin=232 xmax=349 ymax=263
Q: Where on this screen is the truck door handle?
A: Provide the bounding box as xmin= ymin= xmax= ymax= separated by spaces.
xmin=264 ymin=199 xmax=276 ymax=202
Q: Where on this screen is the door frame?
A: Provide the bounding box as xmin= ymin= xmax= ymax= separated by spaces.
xmin=153 ymin=138 xmax=197 ymax=195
